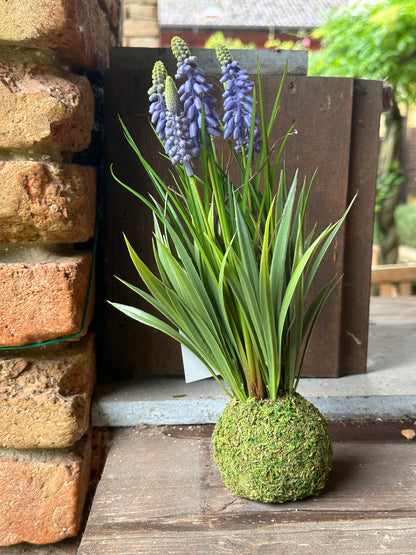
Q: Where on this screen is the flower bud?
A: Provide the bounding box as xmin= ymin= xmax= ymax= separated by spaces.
xmin=152 ymin=61 xmax=167 ymax=88
xmin=215 ymin=44 xmax=233 ymax=69
xmin=165 ymin=76 xmax=181 ymax=114
xmin=171 ymin=36 xmax=191 ymax=63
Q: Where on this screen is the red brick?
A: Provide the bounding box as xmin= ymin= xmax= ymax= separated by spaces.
xmin=0 ymin=432 xmax=91 ymax=546
xmin=0 ymin=0 xmax=115 ymax=69
xmin=123 ymin=18 xmax=159 ymax=38
xmin=0 ymin=161 xmax=96 ymax=243
xmin=0 ymin=54 xmax=94 ymax=151
xmin=124 ymin=0 xmax=157 ymax=4
xmin=0 ymin=334 xmax=96 ymax=449
xmin=99 ymin=0 xmax=122 ymax=35
xmin=124 ymin=3 xmax=157 ymax=20
xmin=0 ymin=250 xmax=93 ymax=347
xmin=123 ymin=37 xmax=160 ymax=48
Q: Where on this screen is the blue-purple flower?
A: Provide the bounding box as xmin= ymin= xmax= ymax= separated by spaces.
xmin=147 ymin=61 xmax=168 ymax=141
xmin=164 ymin=76 xmax=199 ymax=176
xmin=171 ymin=36 xmax=221 ymax=147
xmin=216 ymin=45 xmax=262 ymax=157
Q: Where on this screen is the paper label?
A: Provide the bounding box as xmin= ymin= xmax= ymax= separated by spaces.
xmin=181 ymin=343 xmax=219 ymax=383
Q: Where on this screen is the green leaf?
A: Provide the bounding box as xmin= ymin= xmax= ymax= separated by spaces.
xmin=270 ymin=171 xmax=298 ymax=312
xmin=259 ymin=199 xmax=278 ymax=397
xmin=112 ymin=66 xmax=357 ymax=401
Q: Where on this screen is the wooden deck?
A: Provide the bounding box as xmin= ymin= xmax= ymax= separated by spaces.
xmin=78 ymin=422 xmax=416 ymax=554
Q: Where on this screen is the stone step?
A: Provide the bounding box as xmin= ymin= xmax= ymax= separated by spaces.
xmin=92 ymin=297 xmax=416 ymax=425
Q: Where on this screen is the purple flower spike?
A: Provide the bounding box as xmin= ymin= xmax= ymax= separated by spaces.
xmin=171 ymin=36 xmax=221 ymax=146
xmin=216 ymin=45 xmax=262 ymax=159
xmin=147 ymin=61 xmax=168 ymax=142
xmin=164 ymin=76 xmax=199 ymax=176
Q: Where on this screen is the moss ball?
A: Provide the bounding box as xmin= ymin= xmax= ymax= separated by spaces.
xmin=212 ymin=393 xmax=333 ymax=503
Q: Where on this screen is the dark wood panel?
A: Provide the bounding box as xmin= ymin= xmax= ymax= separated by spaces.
xmin=109 ymin=46 xmax=308 ymax=75
xmin=101 ymin=68 xmax=183 ymax=380
xmin=339 ymin=79 xmax=384 ymax=375
xmin=101 ymin=50 xmax=383 ymax=380
xmin=263 ymin=75 xmax=354 ymax=377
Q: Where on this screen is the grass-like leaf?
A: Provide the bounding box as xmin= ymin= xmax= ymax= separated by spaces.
xmin=110 ymin=55 xmax=355 ymax=400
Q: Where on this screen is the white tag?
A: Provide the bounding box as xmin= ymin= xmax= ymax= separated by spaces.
xmin=181 ymin=343 xmax=219 ymax=383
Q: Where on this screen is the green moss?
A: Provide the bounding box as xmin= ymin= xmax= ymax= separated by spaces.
xmin=212 ymin=393 xmax=333 ymax=503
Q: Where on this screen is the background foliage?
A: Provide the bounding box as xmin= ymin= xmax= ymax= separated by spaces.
xmin=308 ymin=0 xmax=416 ymax=105
xmin=204 ymin=32 xmax=255 ymax=50
xmin=308 ymin=0 xmax=416 ymax=263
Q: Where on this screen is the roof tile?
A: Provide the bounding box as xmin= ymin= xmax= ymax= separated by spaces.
xmin=158 ymin=0 xmax=349 ymax=29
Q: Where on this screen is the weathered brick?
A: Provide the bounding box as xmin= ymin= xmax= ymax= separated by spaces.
xmin=0 ymin=334 xmax=95 ymax=449
xmin=124 ymin=4 xmax=157 ymax=20
xmin=123 ymin=18 xmax=159 ymax=38
xmin=0 ymin=54 xmax=94 ymax=151
xmin=99 ymin=0 xmax=122 ymax=35
xmin=0 ymin=250 xmax=93 ymax=347
xmin=0 ymin=432 xmax=91 ymax=546
xmin=124 ymin=0 xmax=156 ymax=5
xmin=0 ymin=0 xmax=113 ymax=69
xmin=0 ymin=161 xmax=96 ymax=243
xmin=123 ymin=36 xmax=160 ymax=48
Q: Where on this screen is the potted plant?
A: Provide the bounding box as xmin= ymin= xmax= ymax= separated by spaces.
xmin=110 ymin=37 xmax=354 ymax=503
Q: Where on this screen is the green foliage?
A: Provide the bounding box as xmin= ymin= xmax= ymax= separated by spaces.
xmin=265 ymin=33 xmax=309 ymax=51
xmin=395 ymin=203 xmax=416 ymax=248
xmin=308 ymin=0 xmax=416 ymax=104
xmin=265 ymin=38 xmax=306 ymax=50
xmin=205 ymin=31 xmax=310 ymax=52
xmin=375 ymin=160 xmax=405 ymax=213
xmin=111 ymin=56 xmax=353 ymax=401
xmin=204 ymin=31 xmax=255 ymax=50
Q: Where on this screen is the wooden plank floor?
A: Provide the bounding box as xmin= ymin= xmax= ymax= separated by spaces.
xmin=79 ymin=422 xmax=416 ymax=554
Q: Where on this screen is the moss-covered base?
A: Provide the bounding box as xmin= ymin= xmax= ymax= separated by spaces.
xmin=212 ymin=393 xmax=333 ymax=503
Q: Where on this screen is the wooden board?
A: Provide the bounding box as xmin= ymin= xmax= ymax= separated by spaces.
xmin=100 ymin=48 xmax=384 ymax=380
xmin=79 ymin=423 xmax=416 ymax=554
xmin=339 ymin=79 xmax=386 ymax=376
xmin=109 ymin=46 xmax=308 ymax=75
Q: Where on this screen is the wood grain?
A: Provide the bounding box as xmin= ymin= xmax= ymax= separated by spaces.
xmin=79 ymin=423 xmax=416 ymax=554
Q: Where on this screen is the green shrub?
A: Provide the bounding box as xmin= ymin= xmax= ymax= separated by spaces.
xmin=395 ymin=204 xmax=416 ymax=248
xmin=204 ymin=32 xmax=255 ymax=50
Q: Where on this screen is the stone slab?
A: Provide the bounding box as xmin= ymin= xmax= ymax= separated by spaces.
xmin=0 ymin=161 xmax=95 ymax=243
xmin=0 ymin=54 xmax=94 ymax=150
xmin=0 ymin=334 xmax=96 ymax=448
xmin=92 ymin=297 xmax=416 ymax=424
xmin=92 ymin=379 xmax=416 ymax=426
xmin=0 ymin=432 xmax=91 ymax=546
xmin=0 ymin=249 xmax=93 ymax=347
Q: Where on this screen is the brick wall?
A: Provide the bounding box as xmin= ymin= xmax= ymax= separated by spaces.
xmin=0 ymin=0 xmax=120 ymax=546
xmin=122 ymin=0 xmax=160 ymax=47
